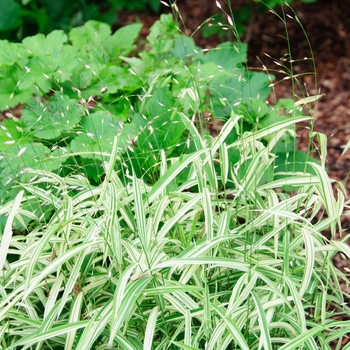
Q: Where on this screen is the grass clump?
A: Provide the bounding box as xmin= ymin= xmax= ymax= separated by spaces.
xmin=1 ymin=2 xmax=350 ymax=349
xmin=1 ymin=116 xmax=349 ymax=349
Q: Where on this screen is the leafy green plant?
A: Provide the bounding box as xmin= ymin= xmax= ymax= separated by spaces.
xmin=0 ymin=112 xmax=349 ymax=349
xmin=0 ymin=14 xmax=321 ymax=229
xmin=0 ymin=0 xmax=160 ymax=42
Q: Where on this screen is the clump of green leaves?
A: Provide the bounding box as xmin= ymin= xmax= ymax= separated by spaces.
xmin=0 ymin=112 xmax=348 ymax=349
xmin=0 ymin=0 xmax=161 ymax=42
xmin=0 ymin=14 xmax=319 ymax=230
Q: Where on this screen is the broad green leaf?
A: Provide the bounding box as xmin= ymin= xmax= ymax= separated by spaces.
xmin=0 ymin=40 xmax=28 ymax=67
xmin=210 ymin=71 xmax=273 ymax=119
xmin=104 ymin=23 xmax=142 ymax=59
xmin=68 ymin=63 xmax=101 ymax=91
xmin=21 ymin=94 xmax=83 ymax=140
xmin=274 ymin=150 xmax=319 ymax=175
xmin=136 ymin=88 xmax=184 ymax=150
xmin=121 ymin=56 xmax=147 ymax=77
xmin=172 ymin=36 xmax=200 ymax=60
xmin=80 ymin=65 xmax=141 ymax=98
xmin=201 ymin=42 xmax=247 ymax=70
xmin=0 ymin=143 xmax=63 ymax=181
xmin=68 ymin=20 xmax=112 ymax=53
xmin=70 ymin=112 xmax=136 ymax=160
xmin=130 ymin=88 xmax=185 ymax=178
xmin=243 ymin=72 xmax=274 ymax=101
xmin=196 ymin=61 xmax=231 ymax=84
xmin=22 ymin=30 xmax=68 ymax=56
xmin=0 ymin=66 xmax=34 ymax=110
xmin=147 ymin=14 xmax=179 ymax=55
xmin=0 ymin=117 xmax=29 ymax=151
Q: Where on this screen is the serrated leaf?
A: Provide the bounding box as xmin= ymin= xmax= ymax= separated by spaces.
xmin=0 ymin=142 xmax=63 ymax=184
xmin=172 ymin=36 xmax=200 ymax=60
xmin=147 ymin=14 xmax=179 ymax=55
xmin=81 ymin=65 xmax=139 ymax=98
xmin=68 ymin=63 xmax=100 ymax=91
xmin=129 ymin=89 xmax=185 ymax=179
xmin=242 ymin=72 xmax=274 ymax=101
xmin=0 ymin=88 xmax=33 ymax=111
xmin=274 ymin=150 xmax=320 ymax=175
xmin=69 ymin=20 xmax=111 ymax=63
xmin=0 ymin=40 xmax=28 ymax=67
xmin=104 ymin=23 xmax=142 ymax=59
xmin=201 ymin=42 xmax=247 ymax=70
xmin=237 ymin=98 xmax=269 ymax=124
xmin=69 ymin=20 xmax=111 ymax=50
xmin=0 ymin=118 xmax=29 ymax=151
xmin=136 ymin=88 xmax=184 ymax=151
xmin=121 ymin=56 xmax=146 ymax=77
xmin=195 ymin=62 xmax=230 ymax=82
xmin=22 ymin=30 xmax=68 ymax=56
xmin=210 ymin=71 xmax=274 ymax=118
xmin=70 ymin=112 xmax=136 ymax=160
xmin=20 ymin=94 xmax=82 ymax=140
xmin=19 ymin=46 xmax=78 ymax=92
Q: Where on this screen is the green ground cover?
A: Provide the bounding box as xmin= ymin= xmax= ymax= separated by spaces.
xmin=0 ymin=4 xmax=349 ymax=350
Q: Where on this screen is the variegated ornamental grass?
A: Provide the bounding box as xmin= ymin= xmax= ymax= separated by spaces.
xmin=1 ymin=112 xmax=350 ymax=350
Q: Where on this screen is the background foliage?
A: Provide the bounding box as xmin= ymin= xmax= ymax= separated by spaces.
xmin=1 ymin=0 xmax=318 ymax=42
xmin=0 ymin=0 xmax=160 ymax=41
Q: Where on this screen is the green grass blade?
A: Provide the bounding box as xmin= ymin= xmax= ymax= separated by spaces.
xmin=65 ymin=291 xmax=84 ymax=350
xmin=144 ymin=306 xmax=159 ymax=350
xmin=211 ymin=303 xmax=250 ymax=350
xmin=0 ymin=190 xmax=24 ymax=273
xmin=133 ymin=170 xmax=149 ymax=251
xmin=22 ymin=240 xmax=103 ymax=300
xmin=279 ymin=326 xmax=323 ymax=350
xmin=108 ymin=275 xmax=151 ymax=348
xmin=146 ymin=149 xmax=207 ymax=204
xmin=8 ymin=321 xmax=88 ymax=349
xmin=299 ymin=227 xmax=315 ymax=297
xmin=251 ymin=291 xmax=272 ymax=350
